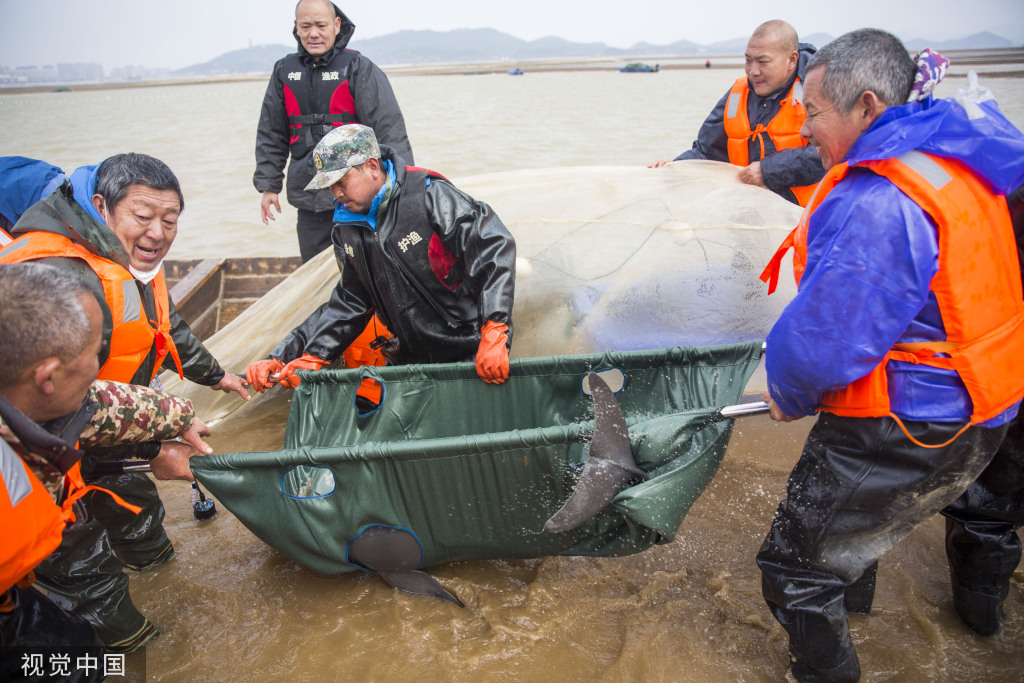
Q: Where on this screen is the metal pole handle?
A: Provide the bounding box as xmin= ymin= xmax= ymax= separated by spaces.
xmin=719 ymin=401 xmax=770 ymax=418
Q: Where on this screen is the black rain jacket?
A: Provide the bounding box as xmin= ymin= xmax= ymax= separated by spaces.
xmin=253 ymin=2 xmax=414 ymax=213
xmin=270 ymin=146 xmax=515 ymax=366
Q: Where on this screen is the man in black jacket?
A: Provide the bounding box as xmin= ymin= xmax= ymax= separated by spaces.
xmin=246 ymin=125 xmax=515 ymax=393
xmin=254 ymin=0 xmax=414 ymax=262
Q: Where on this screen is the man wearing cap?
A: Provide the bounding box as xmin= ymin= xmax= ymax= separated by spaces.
xmin=648 ymin=20 xmax=825 ymax=206
xmin=254 ymin=0 xmax=414 ymax=263
xmin=246 ymin=125 xmax=516 ymax=391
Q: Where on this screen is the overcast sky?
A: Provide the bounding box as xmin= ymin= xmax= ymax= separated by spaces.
xmin=1 ymin=0 xmax=1022 ymax=70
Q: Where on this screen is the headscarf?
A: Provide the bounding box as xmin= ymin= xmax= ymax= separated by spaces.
xmin=907 ymin=48 xmax=949 ymax=103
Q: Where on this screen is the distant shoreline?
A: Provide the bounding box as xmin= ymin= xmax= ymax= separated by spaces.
xmin=2 ymin=47 xmax=1021 ymax=96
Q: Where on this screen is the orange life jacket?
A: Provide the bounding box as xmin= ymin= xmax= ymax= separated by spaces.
xmin=1 ymin=441 xmax=141 ymax=594
xmin=343 ymin=315 xmax=391 ymax=405
xmin=0 ymin=231 xmax=183 ymax=384
xmin=722 ymin=76 xmax=817 ymax=207
xmin=342 ymin=314 xmax=390 ymax=369
xmin=761 ymin=151 xmax=1024 ymax=423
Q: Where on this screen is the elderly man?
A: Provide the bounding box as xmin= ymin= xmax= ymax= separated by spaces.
xmin=649 ymin=20 xmax=825 ymax=206
xmin=0 ymin=153 xmax=248 ymax=652
xmin=0 ymin=263 xmax=210 ymax=672
xmin=255 ymin=0 xmax=414 ymax=262
xmin=246 ymin=124 xmax=515 ymax=393
xmin=756 ymin=29 xmax=1024 ymax=680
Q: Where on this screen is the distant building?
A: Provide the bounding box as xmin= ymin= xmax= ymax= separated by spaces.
xmin=12 ymin=65 xmax=59 ymax=83
xmin=57 ymin=63 xmax=104 ymax=82
xmin=109 ymin=65 xmax=172 ymax=81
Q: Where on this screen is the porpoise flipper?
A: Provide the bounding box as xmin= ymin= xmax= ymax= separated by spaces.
xmin=348 ymin=525 xmax=464 ymax=607
xmin=543 ymin=372 xmax=645 ymax=534
xmin=378 ymin=570 xmax=465 ymax=607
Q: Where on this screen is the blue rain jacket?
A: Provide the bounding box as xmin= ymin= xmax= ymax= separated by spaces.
xmin=767 ymin=95 xmax=1024 ymax=425
xmin=0 ymin=157 xmax=65 ymax=228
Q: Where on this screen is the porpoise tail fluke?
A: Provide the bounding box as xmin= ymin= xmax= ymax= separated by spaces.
xmin=543 ymin=372 xmax=645 ymax=534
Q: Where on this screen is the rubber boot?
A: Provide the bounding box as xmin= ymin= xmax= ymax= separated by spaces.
xmin=951 ymin=582 xmax=1005 ymax=637
xmin=941 ymin=413 xmax=1024 ymax=637
xmin=87 ymin=471 xmax=174 ymax=569
xmin=844 ymin=562 xmax=878 ymax=615
xmin=33 ymin=500 xmax=157 ymax=651
xmin=791 ymin=650 xmax=861 ymax=683
xmin=0 ymin=585 xmax=105 ymax=682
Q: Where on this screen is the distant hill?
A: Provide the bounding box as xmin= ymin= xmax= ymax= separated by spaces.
xmin=353 ymin=28 xmax=627 ymax=64
xmin=904 ymin=31 xmax=1015 ymax=52
xmin=171 ymin=28 xmax=1019 ymax=76
xmin=173 ymin=44 xmax=291 ymax=76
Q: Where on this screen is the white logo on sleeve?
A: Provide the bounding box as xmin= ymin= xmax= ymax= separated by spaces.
xmin=344 ymin=244 xmax=355 ymax=258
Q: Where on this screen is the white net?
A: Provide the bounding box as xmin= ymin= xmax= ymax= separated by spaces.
xmin=162 ymin=161 xmax=800 ymax=426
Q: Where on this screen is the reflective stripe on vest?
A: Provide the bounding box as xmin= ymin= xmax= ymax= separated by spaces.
xmin=764 ymin=151 xmax=1024 ymax=422
xmin=1 ymin=442 xmax=142 ymax=593
xmin=722 ymin=76 xmax=817 ymax=206
xmin=0 ymin=232 xmax=183 ymax=383
xmin=0 ymin=440 xmax=66 ymax=593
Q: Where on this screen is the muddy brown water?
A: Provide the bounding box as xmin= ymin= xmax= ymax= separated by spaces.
xmin=122 ymin=403 xmax=1023 ymax=681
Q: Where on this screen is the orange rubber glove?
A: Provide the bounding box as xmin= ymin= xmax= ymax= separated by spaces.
xmin=475 ymin=320 xmax=510 ymax=384
xmin=245 ymin=358 xmax=284 ymax=393
xmin=277 ymin=353 xmax=329 ymax=389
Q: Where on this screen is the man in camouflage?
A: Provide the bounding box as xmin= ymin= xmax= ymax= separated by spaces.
xmin=0 ymin=262 xmax=211 ymax=672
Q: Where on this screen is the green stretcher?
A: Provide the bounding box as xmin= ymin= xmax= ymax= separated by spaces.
xmin=190 ymin=342 xmax=762 ymax=604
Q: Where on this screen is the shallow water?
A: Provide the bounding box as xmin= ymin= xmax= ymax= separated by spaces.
xmin=1 ymin=67 xmax=1022 ymax=680
xmin=128 ymin=413 xmax=1023 ymax=682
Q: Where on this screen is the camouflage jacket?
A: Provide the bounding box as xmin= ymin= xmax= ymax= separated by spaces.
xmin=0 ymin=380 xmax=195 ymax=503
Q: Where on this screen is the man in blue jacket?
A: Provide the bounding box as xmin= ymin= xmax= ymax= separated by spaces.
xmin=758 ymin=29 xmax=1024 ymax=681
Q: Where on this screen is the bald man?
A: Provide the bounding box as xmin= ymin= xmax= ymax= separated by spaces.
xmin=650 ymin=20 xmax=825 ymax=206
xmin=255 ymin=0 xmax=415 ymax=262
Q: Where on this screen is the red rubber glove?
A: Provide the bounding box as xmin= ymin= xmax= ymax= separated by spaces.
xmin=475 ymin=321 xmax=510 ymax=384
xmin=245 ymin=358 xmax=284 ymax=393
xmin=278 ymin=353 xmax=329 ymax=389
